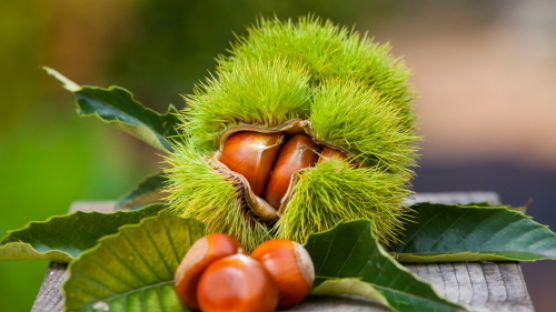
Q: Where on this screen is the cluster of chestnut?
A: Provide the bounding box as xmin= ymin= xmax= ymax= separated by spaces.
xmin=174 ymin=233 xmax=315 ymax=312
xmin=220 ymin=131 xmax=346 ymax=209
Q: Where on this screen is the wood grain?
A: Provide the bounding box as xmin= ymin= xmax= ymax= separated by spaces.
xmin=32 ymin=262 xmax=68 ymax=312
xmin=31 ymin=192 xmax=535 ymax=312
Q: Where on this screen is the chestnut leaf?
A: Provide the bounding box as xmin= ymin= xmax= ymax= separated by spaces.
xmin=64 ymin=211 xmax=204 ymax=312
xmin=304 ymin=219 xmax=464 ymax=312
xmin=115 ymin=172 xmax=168 ymax=210
xmin=390 ymin=202 xmax=556 ymax=262
xmin=44 ymin=67 xmax=180 ymax=152
xmin=0 ymin=204 xmax=166 ymax=262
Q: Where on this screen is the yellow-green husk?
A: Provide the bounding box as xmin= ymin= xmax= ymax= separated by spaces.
xmin=166 ymin=16 xmax=419 ymax=249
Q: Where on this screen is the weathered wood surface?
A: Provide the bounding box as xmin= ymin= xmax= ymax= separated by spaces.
xmin=31 ymin=192 xmax=535 ymax=312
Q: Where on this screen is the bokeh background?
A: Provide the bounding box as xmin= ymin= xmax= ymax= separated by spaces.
xmin=1 ymin=0 xmax=554 ymax=310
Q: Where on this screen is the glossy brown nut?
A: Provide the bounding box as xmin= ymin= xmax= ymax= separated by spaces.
xmin=220 ymin=131 xmax=284 ymax=195
xmin=318 ymin=146 xmax=347 ymax=163
xmin=263 ymin=134 xmax=318 ymax=208
xmin=197 ymin=253 xmax=279 ymax=312
xmin=251 ymin=239 xmax=315 ymax=308
xmin=174 ymin=233 xmax=240 ymax=309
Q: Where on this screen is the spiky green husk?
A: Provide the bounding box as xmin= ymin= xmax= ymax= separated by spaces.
xmin=166 ymin=16 xmax=419 ymax=248
xmin=221 ymin=16 xmax=413 ymax=116
xmin=310 ymin=79 xmax=418 ymax=171
xmin=277 ymin=160 xmax=411 ymax=246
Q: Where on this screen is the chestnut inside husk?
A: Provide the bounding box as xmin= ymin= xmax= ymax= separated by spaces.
xmin=211 ymin=119 xmax=348 ymax=223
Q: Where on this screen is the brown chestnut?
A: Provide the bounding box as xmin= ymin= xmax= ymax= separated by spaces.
xmin=251 ymin=239 xmax=315 ymax=308
xmin=263 ymin=134 xmax=318 ymax=208
xmin=174 ymin=233 xmax=240 ymax=309
xmin=197 ymin=253 xmax=279 ymax=312
xmin=220 ymin=131 xmax=284 ymax=196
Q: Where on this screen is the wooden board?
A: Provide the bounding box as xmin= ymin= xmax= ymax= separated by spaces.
xmin=31 ymin=192 xmax=536 ymax=312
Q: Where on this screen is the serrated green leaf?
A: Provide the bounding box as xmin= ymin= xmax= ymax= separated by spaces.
xmin=304 ymin=220 xmax=464 ymax=312
xmin=64 ymin=211 xmax=204 ymax=312
xmin=116 ymin=172 xmax=168 ymax=210
xmin=0 ymin=204 xmax=166 ymax=262
xmin=391 ymin=202 xmax=556 ymax=262
xmin=44 ymin=67 xmax=180 ymax=152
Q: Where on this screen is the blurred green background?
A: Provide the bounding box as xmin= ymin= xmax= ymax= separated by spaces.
xmin=1 ymin=0 xmax=555 ymax=311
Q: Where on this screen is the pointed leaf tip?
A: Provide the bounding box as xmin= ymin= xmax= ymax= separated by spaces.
xmin=43 ymin=66 xmax=80 ymax=92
